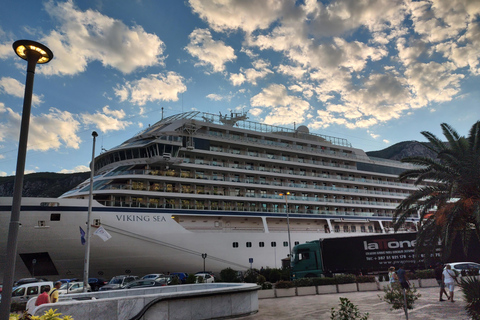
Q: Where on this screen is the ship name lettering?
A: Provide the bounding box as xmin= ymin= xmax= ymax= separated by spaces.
xmin=115 ymin=214 xmax=166 ymax=222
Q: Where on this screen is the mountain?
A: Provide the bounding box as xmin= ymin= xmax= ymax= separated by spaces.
xmin=366 ymin=140 xmax=436 ymax=161
xmin=0 ymin=172 xmax=90 ymax=198
xmin=0 ymin=141 xmax=434 ymax=198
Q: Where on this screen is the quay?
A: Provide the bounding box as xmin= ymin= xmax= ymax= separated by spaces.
xmin=240 ymin=287 xmax=468 ymax=320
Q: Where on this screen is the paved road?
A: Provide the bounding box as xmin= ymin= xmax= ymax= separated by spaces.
xmin=240 ymin=287 xmax=469 ymax=320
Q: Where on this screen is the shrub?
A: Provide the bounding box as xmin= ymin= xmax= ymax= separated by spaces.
xmin=414 ymin=269 xmax=435 ymax=279
xmin=10 ymin=309 xmax=74 ymax=320
xmin=260 ymin=268 xmax=283 ymax=283
xmin=356 ymin=275 xmax=376 ymax=283
xmin=275 ymin=280 xmax=295 ymax=289
xmin=334 ymin=274 xmax=356 ymax=284
xmin=186 ymin=273 xmax=197 ymax=284
xmin=312 ymin=277 xmax=337 ymax=286
xmin=257 ymin=274 xmax=266 ymax=285
xmin=380 ymin=283 xmax=421 ymax=310
xmin=293 ymin=278 xmax=314 ymax=287
xmin=261 ymin=282 xmax=273 ymax=290
xmin=330 ymin=297 xmax=369 ymax=320
xmin=243 ymin=269 xmax=258 ymax=283
xmin=459 ymin=276 xmax=480 ymax=320
xmin=220 ymin=267 xmax=241 ymax=283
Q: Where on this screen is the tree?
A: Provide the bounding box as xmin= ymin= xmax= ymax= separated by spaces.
xmin=393 ymin=121 xmax=480 ymax=259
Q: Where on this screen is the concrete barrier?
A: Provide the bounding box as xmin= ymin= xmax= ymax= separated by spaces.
xmin=34 ymin=283 xmax=259 ymax=320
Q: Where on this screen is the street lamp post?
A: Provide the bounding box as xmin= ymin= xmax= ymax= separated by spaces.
xmin=279 ymin=192 xmax=292 ymax=263
xmin=83 ymin=131 xmax=98 ymax=292
xmin=0 ymin=40 xmax=53 ymax=320
xmin=202 ymin=253 xmax=207 ymax=273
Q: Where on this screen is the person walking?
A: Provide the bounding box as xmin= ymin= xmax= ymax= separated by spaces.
xmin=388 ymin=266 xmax=398 ymax=284
xmin=48 ymin=281 xmax=62 ymax=303
xmin=396 ymin=264 xmax=410 ymax=290
xmin=443 ymin=264 xmax=457 ymax=302
xmin=435 ymin=263 xmax=449 ymax=301
xmin=35 ymin=287 xmax=50 ymax=306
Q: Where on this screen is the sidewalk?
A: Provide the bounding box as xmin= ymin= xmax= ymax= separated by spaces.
xmin=240 ymin=287 xmax=469 ymax=320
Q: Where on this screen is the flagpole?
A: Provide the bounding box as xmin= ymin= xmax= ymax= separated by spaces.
xmin=83 ymin=131 xmax=98 ymax=292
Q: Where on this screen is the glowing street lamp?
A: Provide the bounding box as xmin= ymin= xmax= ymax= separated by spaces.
xmin=279 ymin=192 xmax=292 ymax=264
xmin=0 ymin=40 xmax=53 ymax=320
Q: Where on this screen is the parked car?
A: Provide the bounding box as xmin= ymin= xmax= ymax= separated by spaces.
xmin=170 ymin=272 xmax=188 ymax=284
xmin=57 ymin=282 xmax=91 ymax=294
xmin=11 ymin=281 xmax=53 ymax=305
xmin=88 ymin=278 xmax=108 ymax=291
xmin=194 ymin=273 xmax=215 ymax=283
xmin=141 ymin=273 xmax=164 ymax=280
xmin=57 ymin=278 xmax=79 ymax=284
xmin=124 ymin=279 xmax=168 ymax=289
xmin=99 ymin=275 xmax=139 ymax=291
xmin=447 ymin=262 xmax=480 ymax=275
xmin=14 ymin=278 xmax=47 ymax=287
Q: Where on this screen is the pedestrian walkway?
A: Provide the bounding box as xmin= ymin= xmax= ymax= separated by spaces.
xmin=240 ymin=287 xmax=468 ymax=320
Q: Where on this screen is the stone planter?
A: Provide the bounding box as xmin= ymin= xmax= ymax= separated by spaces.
xmin=410 ymin=279 xmax=420 ymax=288
xmin=297 ymin=286 xmax=317 ymax=296
xmin=275 ymin=288 xmax=296 ymax=297
xmin=337 ymin=283 xmax=358 ymax=293
xmin=420 ymin=278 xmax=438 ymax=288
xmin=357 ymin=282 xmax=379 ymax=291
xmin=316 ymin=285 xmax=337 ymax=295
xmin=258 ymin=289 xmax=275 ymax=299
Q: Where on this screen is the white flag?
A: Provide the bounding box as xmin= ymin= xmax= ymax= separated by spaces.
xmin=93 ymin=226 xmax=112 ymax=242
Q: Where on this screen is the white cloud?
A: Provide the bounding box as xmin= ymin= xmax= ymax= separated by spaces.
xmin=115 ymin=72 xmax=187 ymax=106
xmin=188 ymin=0 xmax=291 ymax=33
xmin=0 ymin=77 xmax=43 ymax=105
xmin=0 ymin=106 xmax=81 ymax=151
xmin=37 ymin=0 xmax=165 ymax=75
xmin=206 ymin=93 xmax=223 ymax=101
xmin=0 ymin=171 xmax=6 ymax=177
xmin=383 ymin=139 xmax=390 ymax=143
xmin=81 ymin=106 xmax=132 ymax=133
xmin=230 ymin=73 xmax=246 ymax=86
xmin=250 ymin=84 xmax=311 ymax=125
xmin=185 ymin=28 xmax=236 ymax=72
xmin=59 ymin=165 xmax=90 ymax=173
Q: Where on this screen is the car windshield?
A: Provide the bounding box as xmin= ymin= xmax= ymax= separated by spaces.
xmin=143 ymin=275 xmax=157 ymax=279
xmin=60 ymin=284 xmax=68 ymax=290
xmin=109 ymin=278 xmax=123 ymax=284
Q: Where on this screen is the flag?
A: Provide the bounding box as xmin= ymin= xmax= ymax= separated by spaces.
xmin=79 ymin=226 xmax=86 ymax=245
xmin=93 ymin=226 xmax=112 ymax=242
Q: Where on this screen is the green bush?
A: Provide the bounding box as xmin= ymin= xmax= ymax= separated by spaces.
xmin=275 ymin=280 xmax=295 ymax=289
xmin=335 ymin=274 xmax=356 ymax=284
xmin=220 ymin=267 xmax=241 ymax=282
xmin=312 ymin=277 xmax=337 ymax=286
xmin=261 ymin=282 xmax=273 ymax=290
xmin=356 ymin=275 xmax=376 ymax=283
xmin=380 ymin=283 xmax=421 ymax=310
xmin=257 ymin=274 xmax=266 ymax=285
xmin=244 ymin=269 xmax=258 ymax=283
xmin=186 ymin=273 xmax=197 ymax=284
xmin=414 ymin=269 xmax=435 ymax=279
xmin=293 ymin=278 xmax=314 ymax=287
xmin=459 ymin=276 xmax=480 ymax=320
xmin=330 ymin=297 xmax=369 ymax=320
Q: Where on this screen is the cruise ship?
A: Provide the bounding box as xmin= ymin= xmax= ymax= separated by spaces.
xmin=0 ymin=111 xmax=420 ymax=280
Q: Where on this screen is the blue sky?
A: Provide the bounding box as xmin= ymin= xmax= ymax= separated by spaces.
xmin=1 ymin=0 xmax=480 ymax=176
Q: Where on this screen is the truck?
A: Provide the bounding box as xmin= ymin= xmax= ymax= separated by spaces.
xmin=291 ymin=232 xmax=480 ymax=279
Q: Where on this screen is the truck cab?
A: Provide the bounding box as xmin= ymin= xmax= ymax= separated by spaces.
xmin=291 ymin=240 xmax=323 ymax=279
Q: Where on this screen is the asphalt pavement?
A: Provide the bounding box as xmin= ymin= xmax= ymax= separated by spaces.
xmin=240 ymin=287 xmax=469 ymax=320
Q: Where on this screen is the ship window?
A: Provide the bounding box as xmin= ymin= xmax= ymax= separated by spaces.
xmin=351 ymin=226 xmax=356 ymax=232
xmin=361 ymin=226 xmax=366 ymax=232
xmin=50 ymin=214 xmax=61 ymax=221
xmin=233 ymin=242 xmax=239 ymax=248
xmin=259 ymin=242 xmax=265 ymax=247
xmin=246 ymin=242 xmax=252 ymax=247
xmin=271 ymin=242 xmax=276 ymax=247
xmin=38 ymin=221 xmax=46 ymax=227
xmin=343 ymin=226 xmax=349 ymax=232
xmin=368 ymin=225 xmax=374 ymax=232
xmin=93 ymin=219 xmax=101 ymax=226
xmin=294 ymin=241 xmax=299 ymax=245
xmin=283 ymin=241 xmax=288 ymax=247
xmin=334 ymin=225 xmax=340 ymax=232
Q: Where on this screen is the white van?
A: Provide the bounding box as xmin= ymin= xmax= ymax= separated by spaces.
xmin=11 ymin=281 xmax=53 ymax=304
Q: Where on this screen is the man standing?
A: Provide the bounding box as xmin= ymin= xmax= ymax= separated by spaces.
xmin=48 ymin=281 xmax=62 ymax=303
xmin=396 ymin=264 xmax=410 ymax=290
xmin=435 ymin=263 xmax=449 ymax=301
xmin=443 ymin=264 xmax=457 ymax=302
xmin=35 ymin=287 xmax=50 ymax=306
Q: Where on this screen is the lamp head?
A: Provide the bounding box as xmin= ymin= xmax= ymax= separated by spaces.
xmin=13 ymin=40 xmax=53 ymax=64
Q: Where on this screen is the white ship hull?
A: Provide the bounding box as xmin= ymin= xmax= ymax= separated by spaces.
xmin=0 ymin=197 xmax=405 ymax=280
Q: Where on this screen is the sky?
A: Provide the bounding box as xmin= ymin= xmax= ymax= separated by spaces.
xmin=0 ymin=0 xmax=480 ymax=177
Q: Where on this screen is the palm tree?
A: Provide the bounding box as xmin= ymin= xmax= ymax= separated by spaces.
xmin=393 ymin=121 xmax=480 ymax=260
